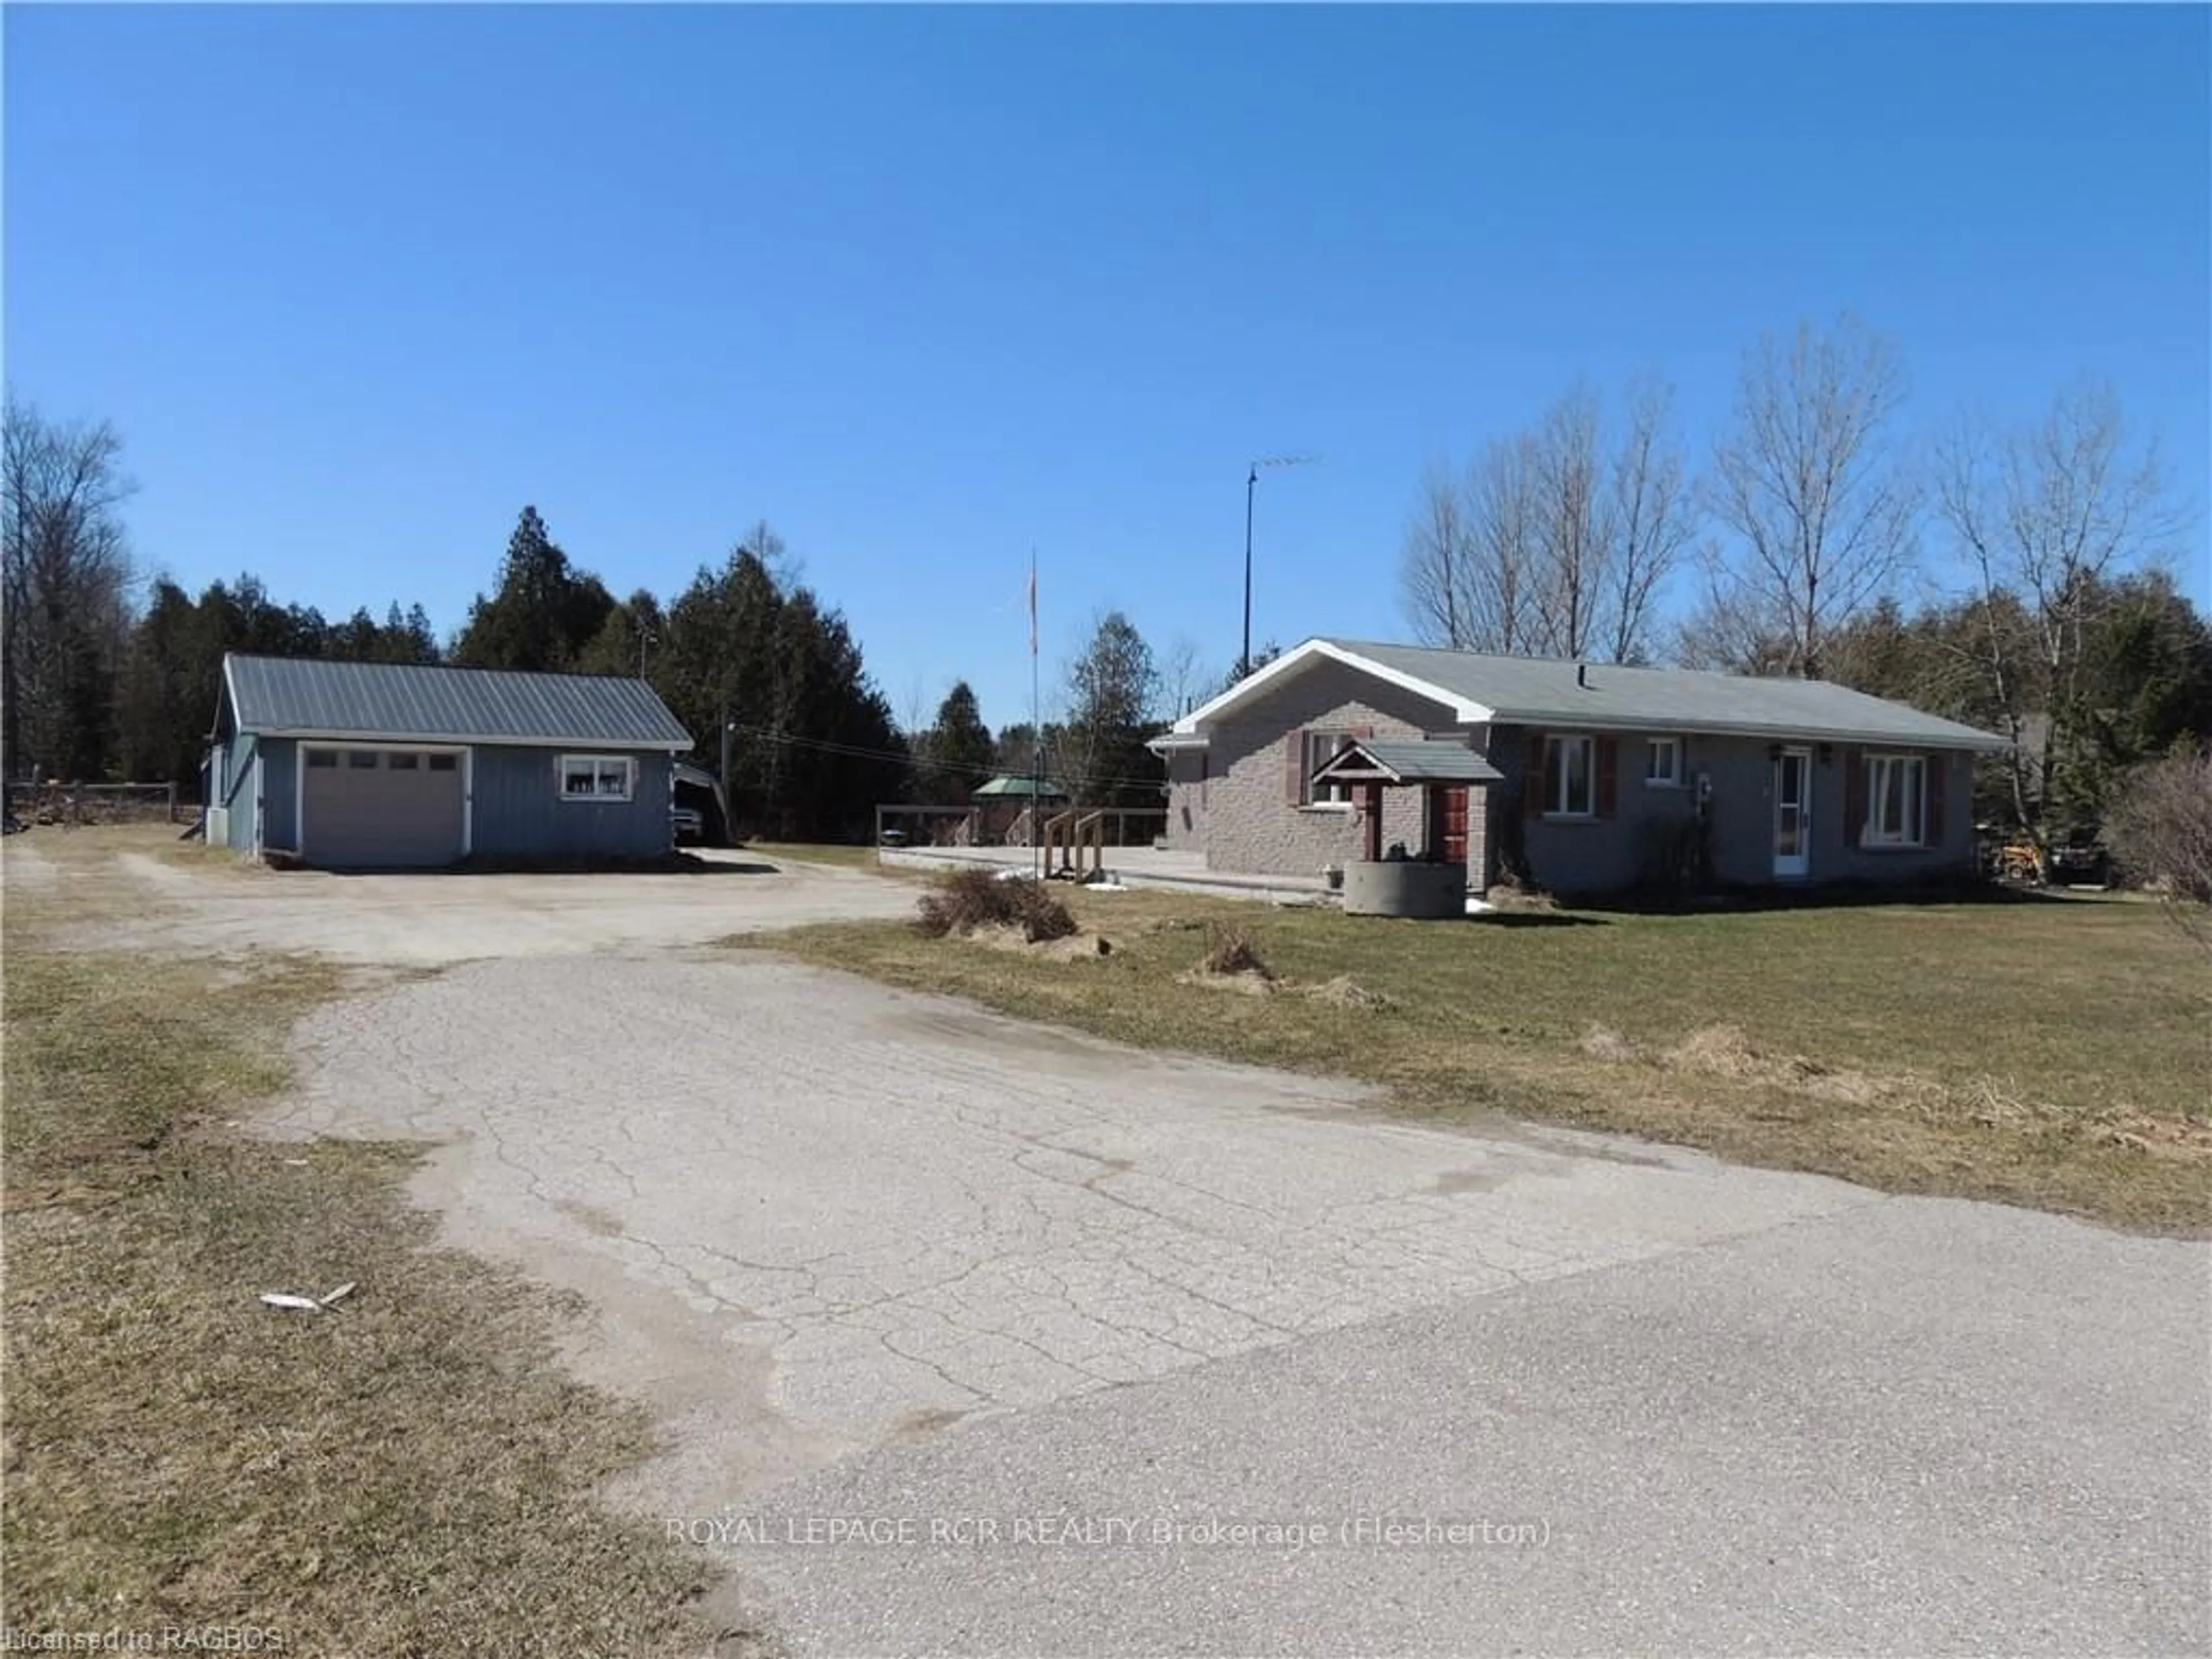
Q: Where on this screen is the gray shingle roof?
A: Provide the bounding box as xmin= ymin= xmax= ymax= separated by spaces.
xmin=1313 ymin=738 xmax=1503 ymax=785
xmin=1320 ymin=639 xmax=2007 ymax=749
xmin=225 ymin=655 xmax=692 ymax=749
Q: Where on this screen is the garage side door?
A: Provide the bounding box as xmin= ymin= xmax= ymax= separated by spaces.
xmin=302 ymin=749 xmax=465 ymax=868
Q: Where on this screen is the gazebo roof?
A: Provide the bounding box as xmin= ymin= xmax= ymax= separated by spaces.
xmin=971 ymin=774 xmax=1070 ymax=799
xmin=1310 ymin=738 xmax=1503 ymax=787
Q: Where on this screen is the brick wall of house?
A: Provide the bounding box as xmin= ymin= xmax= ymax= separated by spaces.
xmin=1164 ymin=749 xmax=1206 ymax=850
xmin=1204 ymin=660 xmax=1471 ymax=877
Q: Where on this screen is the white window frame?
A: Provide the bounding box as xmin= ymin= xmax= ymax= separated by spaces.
xmin=1863 ymin=754 xmax=1926 ymax=848
xmin=1301 ymin=730 xmax=1356 ymax=809
xmin=558 ymin=753 xmax=635 ymax=804
xmin=1644 ymin=736 xmax=1681 ymax=788
xmin=1544 ymin=734 xmax=1595 ymax=818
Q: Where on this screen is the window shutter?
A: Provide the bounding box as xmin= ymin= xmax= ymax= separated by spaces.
xmin=1843 ymin=750 xmax=1866 ymax=849
xmin=1524 ymin=729 xmax=1548 ymax=819
xmin=1596 ymin=737 xmax=1619 ymax=819
xmin=1286 ymin=728 xmax=1308 ymax=804
xmin=1925 ymin=752 xmax=1946 ymax=846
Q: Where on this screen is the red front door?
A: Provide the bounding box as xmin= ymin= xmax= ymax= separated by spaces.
xmin=1442 ymin=786 xmax=1468 ymax=865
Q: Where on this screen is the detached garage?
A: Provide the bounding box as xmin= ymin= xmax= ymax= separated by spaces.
xmin=203 ymin=654 xmax=694 ymax=869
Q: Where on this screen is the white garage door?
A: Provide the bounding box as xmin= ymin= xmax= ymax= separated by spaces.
xmin=302 ymin=748 xmax=465 ymax=868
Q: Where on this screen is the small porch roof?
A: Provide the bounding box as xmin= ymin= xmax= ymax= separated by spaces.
xmin=1310 ymin=737 xmax=1503 ymax=787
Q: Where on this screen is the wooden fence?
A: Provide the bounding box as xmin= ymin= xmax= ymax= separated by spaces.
xmin=5 ymin=781 xmax=187 ymax=827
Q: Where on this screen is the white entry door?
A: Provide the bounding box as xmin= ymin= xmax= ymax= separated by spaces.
xmin=1772 ymin=748 xmax=1812 ymax=880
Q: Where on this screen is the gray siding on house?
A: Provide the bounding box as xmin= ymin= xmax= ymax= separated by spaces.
xmin=1492 ymin=725 xmax=1976 ymax=894
xmin=1203 ymin=658 xmax=1468 ymax=877
xmin=469 ymin=747 xmax=674 ymax=858
xmin=1192 ymin=664 xmax=1980 ymax=895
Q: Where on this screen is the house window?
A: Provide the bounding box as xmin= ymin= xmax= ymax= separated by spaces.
xmin=1302 ymin=730 xmax=1355 ymax=806
xmin=347 ymin=751 xmax=378 ymax=770
xmin=1864 ymin=755 xmax=1926 ymax=847
xmin=306 ymin=749 xmax=338 ymax=770
xmin=1645 ymin=737 xmax=1681 ymax=787
xmin=1545 ymin=734 xmax=1594 ymax=817
xmin=427 ymin=754 xmax=459 ymax=772
xmin=558 ymin=755 xmax=635 ymax=802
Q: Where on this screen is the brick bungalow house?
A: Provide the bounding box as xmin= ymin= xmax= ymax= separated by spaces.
xmin=1149 ymin=638 xmax=2007 ymax=897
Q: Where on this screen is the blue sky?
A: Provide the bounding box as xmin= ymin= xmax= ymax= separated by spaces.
xmin=8 ymin=3 xmax=2207 ymax=732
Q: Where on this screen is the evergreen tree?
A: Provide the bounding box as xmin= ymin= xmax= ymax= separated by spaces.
xmin=453 ymin=507 xmax=613 ymax=671
xmin=915 ymin=680 xmax=995 ymax=800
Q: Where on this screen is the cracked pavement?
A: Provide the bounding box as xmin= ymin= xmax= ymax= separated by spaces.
xmin=264 ymin=935 xmax=2210 ymax=1657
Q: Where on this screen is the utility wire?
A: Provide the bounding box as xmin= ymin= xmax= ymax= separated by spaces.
xmin=719 ymin=719 xmax=1172 ymax=796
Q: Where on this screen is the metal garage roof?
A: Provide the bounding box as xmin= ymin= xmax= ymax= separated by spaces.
xmin=224 ymin=654 xmax=693 ymax=750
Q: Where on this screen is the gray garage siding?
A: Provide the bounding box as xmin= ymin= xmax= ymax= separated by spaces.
xmin=217 ymin=732 xmax=259 ymax=851
xmin=469 ymin=746 xmax=675 ymax=859
xmin=261 ymin=740 xmax=300 ymax=851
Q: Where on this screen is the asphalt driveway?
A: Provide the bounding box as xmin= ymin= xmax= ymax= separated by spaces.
xmin=259 ymin=930 xmax=2211 ymax=1657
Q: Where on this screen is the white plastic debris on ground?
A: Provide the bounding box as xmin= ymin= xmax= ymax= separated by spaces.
xmin=1465 ymin=896 xmax=1495 ymax=915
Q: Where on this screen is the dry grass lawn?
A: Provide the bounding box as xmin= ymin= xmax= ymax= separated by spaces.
xmin=747 ymin=880 xmax=2212 ymax=1234
xmin=2 ymin=828 xmax=733 ymax=1656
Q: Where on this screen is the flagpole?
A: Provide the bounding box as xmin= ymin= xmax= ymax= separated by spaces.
xmin=1029 ymin=547 xmax=1041 ymax=883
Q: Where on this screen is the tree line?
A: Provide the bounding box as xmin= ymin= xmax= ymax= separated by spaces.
xmin=3 ymin=397 xmax=1195 ymax=838
xmin=1397 ymin=315 xmax=2209 ymax=841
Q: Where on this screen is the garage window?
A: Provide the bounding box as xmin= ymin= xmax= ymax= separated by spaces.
xmin=428 ymin=754 xmax=458 ymax=772
xmin=306 ymin=749 xmax=338 ymax=770
xmin=558 ymin=755 xmax=634 ymax=802
xmin=347 ymin=751 xmax=378 ymax=770
xmin=388 ymin=753 xmax=420 ymax=771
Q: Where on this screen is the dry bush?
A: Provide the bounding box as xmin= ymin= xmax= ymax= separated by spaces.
xmin=1200 ymin=922 xmax=1273 ymax=979
xmin=2106 ymin=750 xmax=2212 ymax=951
xmin=914 ymin=868 xmax=1076 ymax=944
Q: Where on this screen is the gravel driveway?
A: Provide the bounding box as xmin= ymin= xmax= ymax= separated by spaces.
xmin=256 ymin=901 xmax=2210 ymax=1657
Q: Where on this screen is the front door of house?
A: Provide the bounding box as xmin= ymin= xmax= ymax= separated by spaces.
xmin=1442 ymin=786 xmax=1468 ymax=865
xmin=1772 ymin=748 xmax=1812 ymax=880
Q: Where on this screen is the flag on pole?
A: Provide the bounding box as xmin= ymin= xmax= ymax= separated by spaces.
xmin=1027 ymin=556 xmax=1037 ymax=657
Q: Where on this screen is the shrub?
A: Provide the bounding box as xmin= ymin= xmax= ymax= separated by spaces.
xmin=2105 ymin=749 xmax=2212 ymax=950
xmin=1200 ymin=921 xmax=1272 ymax=979
xmin=914 ymin=868 xmax=1077 ymax=944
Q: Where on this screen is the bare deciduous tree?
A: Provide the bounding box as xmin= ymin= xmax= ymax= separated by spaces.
xmin=3 ymin=400 xmax=137 ymax=781
xmin=1158 ymin=634 xmax=1211 ymax=721
xmin=1529 ymin=384 xmax=1610 ymax=660
xmin=1605 ymin=376 xmax=1695 ymax=664
xmin=1935 ymin=379 xmax=2183 ymax=838
xmin=1703 ymin=315 xmax=1918 ymax=679
xmin=1465 ymin=435 xmax=1541 ymax=653
xmin=1399 ymin=456 xmax=1472 ymax=649
xmin=1401 ymin=379 xmax=1691 ymax=663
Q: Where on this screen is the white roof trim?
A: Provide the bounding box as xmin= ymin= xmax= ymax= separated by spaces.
xmin=1172 ymin=639 xmax=1493 ymax=734
xmin=1146 ymin=731 xmax=1210 ymax=754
